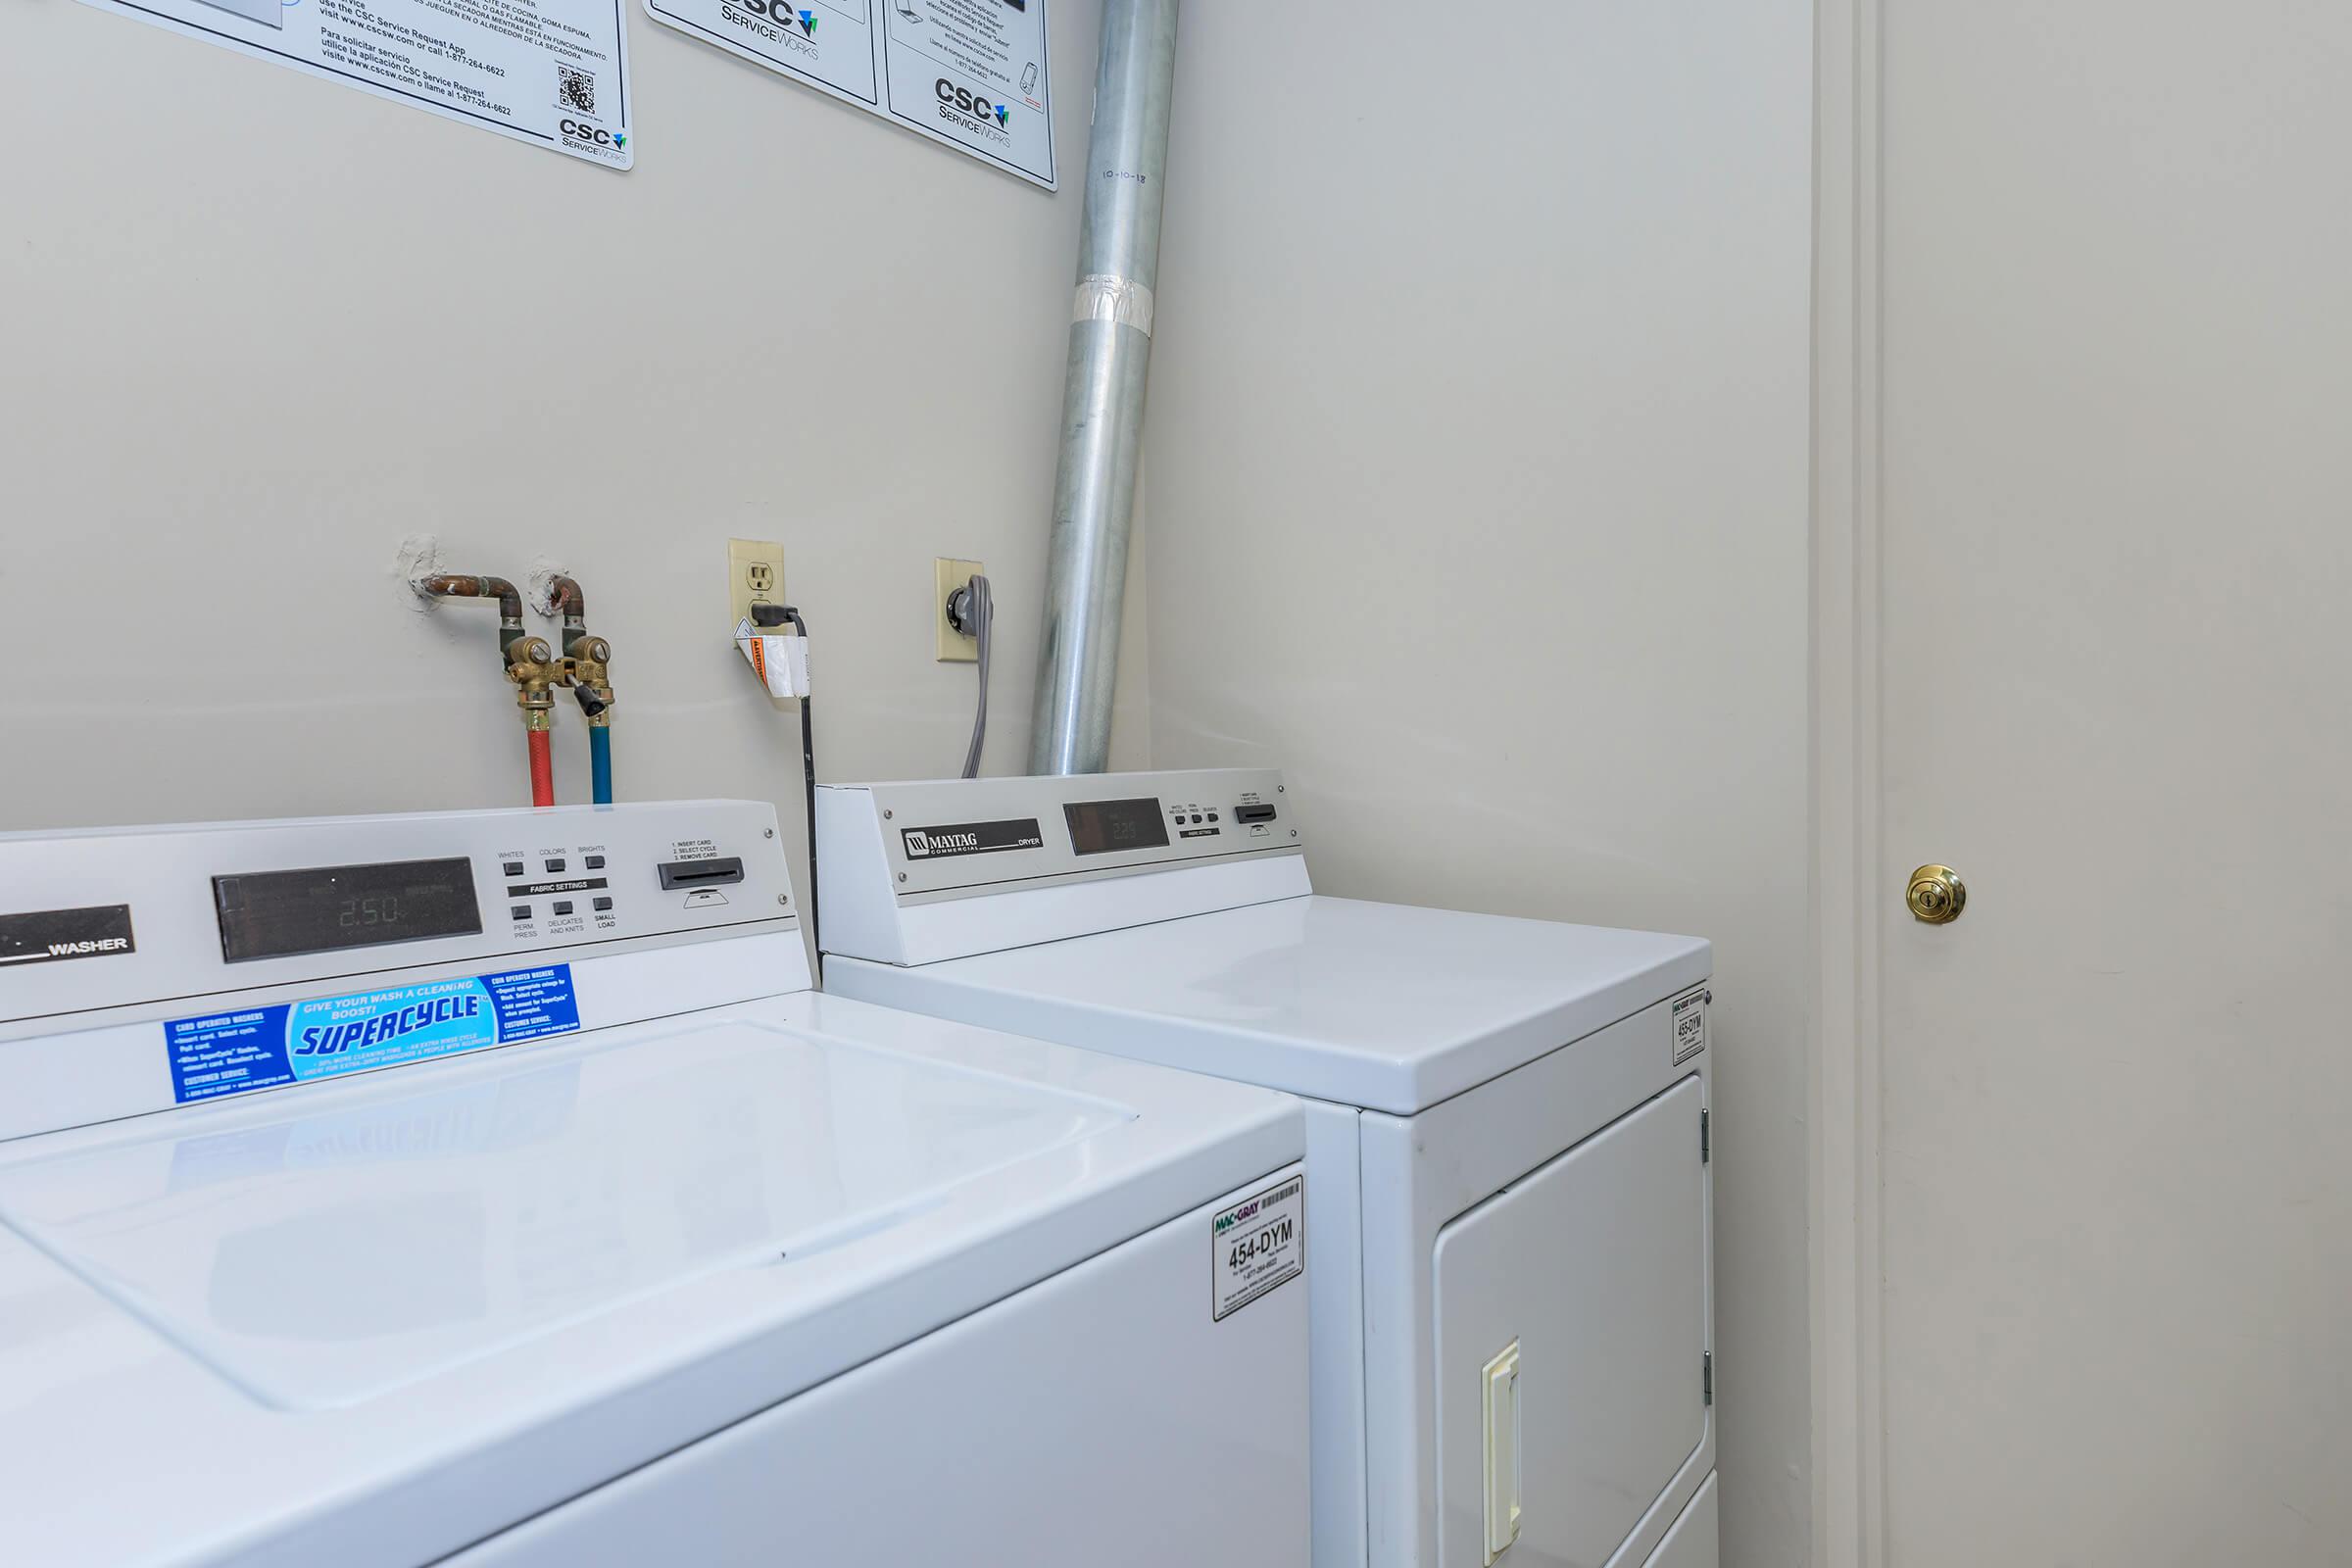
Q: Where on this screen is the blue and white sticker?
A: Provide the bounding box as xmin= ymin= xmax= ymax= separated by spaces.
xmin=165 ymin=965 xmax=581 ymax=1104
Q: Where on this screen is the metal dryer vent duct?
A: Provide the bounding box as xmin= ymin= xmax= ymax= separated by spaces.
xmin=1028 ymin=0 xmax=1179 ymax=776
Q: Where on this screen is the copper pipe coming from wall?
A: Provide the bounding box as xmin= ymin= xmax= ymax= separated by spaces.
xmin=547 ymin=575 xmax=587 ymax=641
xmin=417 ymin=573 xmax=527 ymax=654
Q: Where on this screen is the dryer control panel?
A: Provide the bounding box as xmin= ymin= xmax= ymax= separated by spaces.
xmin=0 ymin=801 xmax=796 ymax=1037
xmin=820 ymin=767 xmax=1299 ymax=902
xmin=815 ymin=769 xmax=1311 ymax=967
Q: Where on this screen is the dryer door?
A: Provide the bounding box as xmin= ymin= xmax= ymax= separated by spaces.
xmin=1432 ymin=1075 xmax=1708 ymax=1568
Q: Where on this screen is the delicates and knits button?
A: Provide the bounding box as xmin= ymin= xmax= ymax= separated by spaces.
xmin=553 ymin=901 xmax=573 ymax=916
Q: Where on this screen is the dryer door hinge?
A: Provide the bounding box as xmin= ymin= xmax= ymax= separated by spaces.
xmin=1700 ymin=1109 xmax=1711 ymax=1163
xmin=1703 ymin=1351 xmax=1714 ymax=1406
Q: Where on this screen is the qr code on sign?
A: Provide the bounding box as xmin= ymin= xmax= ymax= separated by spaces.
xmin=557 ymin=64 xmax=596 ymax=114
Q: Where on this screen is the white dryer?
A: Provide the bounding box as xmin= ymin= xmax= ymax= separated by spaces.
xmin=817 ymin=768 xmax=1718 ymax=1568
xmin=0 ymin=800 xmax=1309 ymax=1568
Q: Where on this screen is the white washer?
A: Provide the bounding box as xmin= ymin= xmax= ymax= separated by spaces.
xmin=818 ymin=768 xmax=1718 ymax=1568
xmin=0 ymin=801 xmax=1309 ymax=1568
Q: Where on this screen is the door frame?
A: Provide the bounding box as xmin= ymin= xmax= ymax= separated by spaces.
xmin=1809 ymin=0 xmax=1886 ymax=1563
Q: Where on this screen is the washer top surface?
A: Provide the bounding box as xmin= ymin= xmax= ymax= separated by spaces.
xmin=0 ymin=1012 xmax=1124 ymax=1410
xmin=0 ymin=991 xmax=1299 ymax=1568
xmin=842 ymin=895 xmax=1711 ymax=1114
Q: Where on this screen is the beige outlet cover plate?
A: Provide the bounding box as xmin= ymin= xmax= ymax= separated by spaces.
xmin=934 ymin=558 xmax=983 ymax=662
xmin=729 ymin=539 xmax=786 ymax=632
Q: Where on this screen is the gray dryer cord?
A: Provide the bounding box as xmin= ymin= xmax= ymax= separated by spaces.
xmin=950 ymin=573 xmax=995 ymax=779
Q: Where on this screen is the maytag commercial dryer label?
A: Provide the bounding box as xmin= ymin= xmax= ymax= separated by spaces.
xmin=645 ymin=0 xmax=1054 ymax=188
xmin=78 ymin=0 xmax=634 ymax=168
xmin=900 ymin=818 xmax=1045 ymax=859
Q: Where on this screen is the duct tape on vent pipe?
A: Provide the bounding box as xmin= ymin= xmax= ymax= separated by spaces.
xmin=1072 ymin=274 xmax=1155 ymax=336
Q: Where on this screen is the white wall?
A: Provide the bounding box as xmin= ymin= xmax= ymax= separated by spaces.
xmin=1139 ymin=5 xmax=1815 ymax=1564
xmin=0 ymin=0 xmax=1150 ymax=925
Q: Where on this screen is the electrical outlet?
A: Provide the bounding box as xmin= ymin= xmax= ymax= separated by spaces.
xmin=935 ymin=558 xmax=984 ymax=662
xmin=729 ymin=539 xmax=786 ymax=631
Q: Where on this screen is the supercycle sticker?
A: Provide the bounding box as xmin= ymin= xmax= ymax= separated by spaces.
xmin=165 ymin=965 xmax=580 ymax=1104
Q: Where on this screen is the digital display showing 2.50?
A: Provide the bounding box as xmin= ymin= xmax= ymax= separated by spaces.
xmin=214 ymin=858 xmax=483 ymax=964
xmin=1063 ymin=798 xmax=1172 ymax=858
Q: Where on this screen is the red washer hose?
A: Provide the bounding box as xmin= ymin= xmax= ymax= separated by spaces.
xmin=526 ymin=727 xmax=556 ymax=808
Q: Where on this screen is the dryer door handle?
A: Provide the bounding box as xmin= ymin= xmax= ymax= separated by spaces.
xmin=1482 ymin=1340 xmax=1523 ymax=1564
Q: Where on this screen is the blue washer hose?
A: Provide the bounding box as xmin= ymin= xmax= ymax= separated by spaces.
xmin=589 ymin=724 xmax=613 ymax=806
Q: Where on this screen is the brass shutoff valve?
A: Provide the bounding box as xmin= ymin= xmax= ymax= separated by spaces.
xmin=564 ymin=635 xmax=615 ymax=728
xmin=505 ymin=635 xmax=564 ymax=729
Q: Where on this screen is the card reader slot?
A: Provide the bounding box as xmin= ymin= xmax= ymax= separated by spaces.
xmin=1233 ymin=804 xmax=1278 ymax=824
xmin=659 ymin=858 xmax=746 ymax=891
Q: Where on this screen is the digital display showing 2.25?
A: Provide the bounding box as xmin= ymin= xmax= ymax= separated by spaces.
xmin=1063 ymin=798 xmax=1172 ymax=858
xmin=214 ymin=858 xmax=483 ymax=964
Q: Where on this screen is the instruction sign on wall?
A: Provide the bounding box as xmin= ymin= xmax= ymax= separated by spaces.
xmin=78 ymin=0 xmax=634 ymax=167
xmin=644 ymin=0 xmax=1054 ymax=189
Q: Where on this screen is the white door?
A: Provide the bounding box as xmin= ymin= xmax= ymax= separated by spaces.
xmin=1855 ymin=4 xmax=2352 ymax=1563
xmin=1433 ymin=1077 xmax=1708 ymax=1568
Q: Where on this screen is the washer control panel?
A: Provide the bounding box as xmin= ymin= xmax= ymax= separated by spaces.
xmin=0 ymin=801 xmax=793 ymax=1034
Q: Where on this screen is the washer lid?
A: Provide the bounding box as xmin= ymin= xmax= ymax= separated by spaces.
xmin=848 ymin=895 xmax=1711 ymax=1113
xmin=0 ymin=1013 xmax=1127 ymax=1410
xmin=0 ymin=991 xmax=1299 ymax=1568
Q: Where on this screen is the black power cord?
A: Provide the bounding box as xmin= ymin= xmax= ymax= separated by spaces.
xmin=752 ymin=603 xmax=819 ymax=960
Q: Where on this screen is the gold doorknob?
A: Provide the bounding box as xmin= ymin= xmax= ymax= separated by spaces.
xmin=1906 ymin=864 xmax=1966 ymax=924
